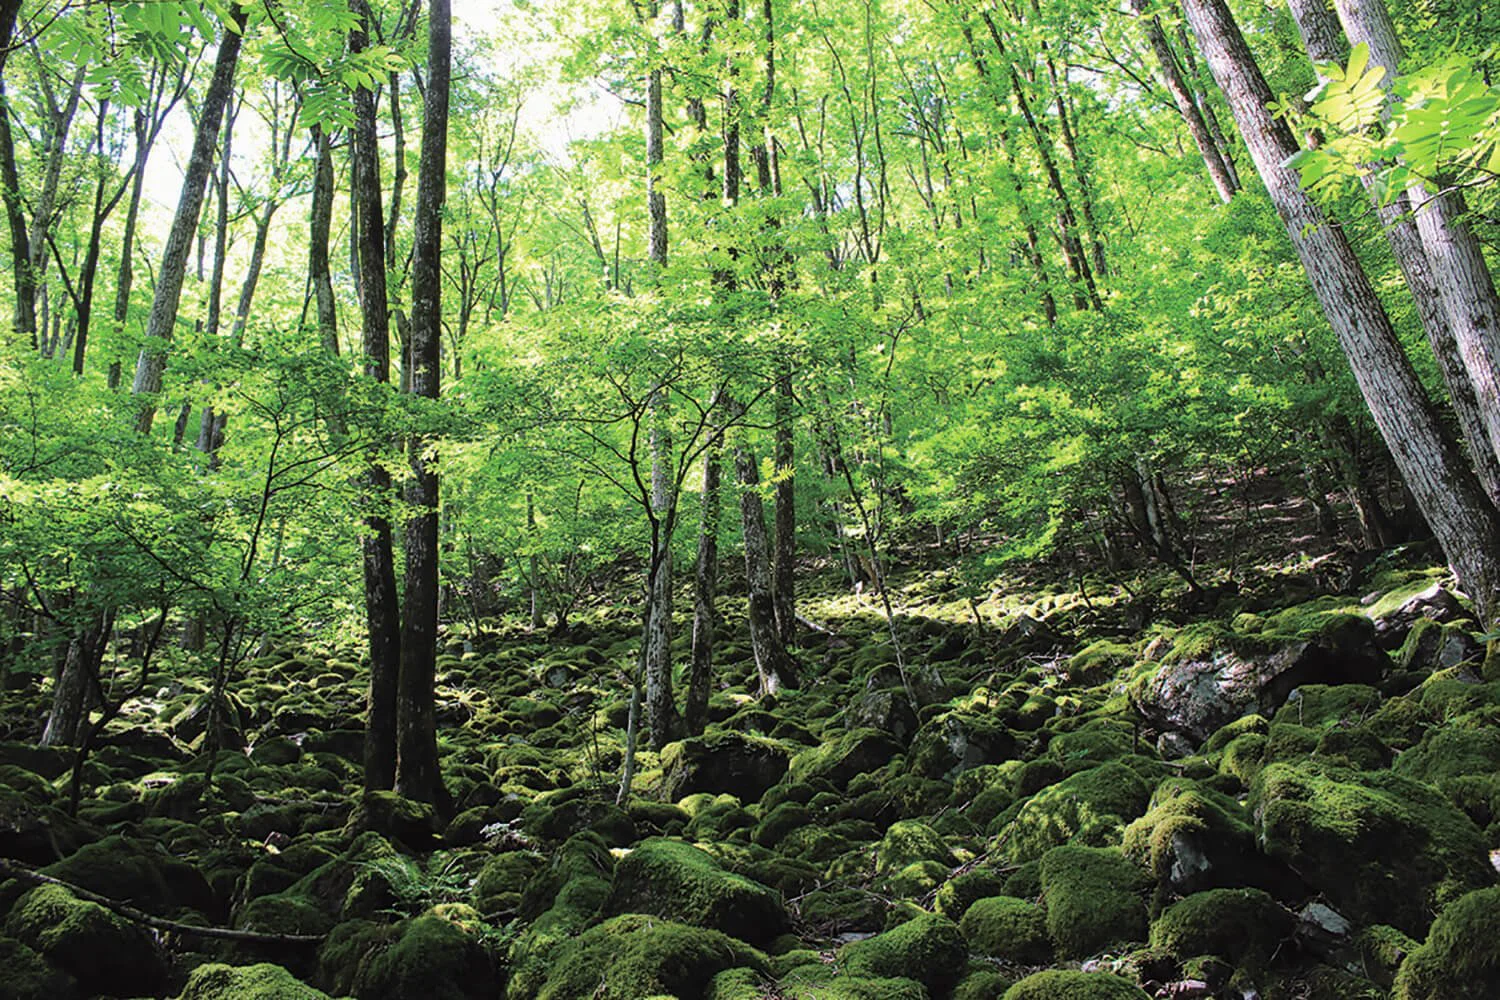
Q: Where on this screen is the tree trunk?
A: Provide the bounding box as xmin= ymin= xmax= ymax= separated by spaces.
xmin=1182 ymin=0 xmax=1500 ymax=623
xmin=395 ymin=0 xmax=451 ymax=810
xmin=687 ymin=413 xmax=723 ymax=736
xmin=1131 ymin=0 xmax=1239 ymax=203
xmin=129 ymin=6 xmax=245 ymax=433
xmin=40 ymin=610 xmax=112 ymax=748
xmin=772 ymin=367 xmax=796 ymax=644
xmin=737 ymin=435 xmax=799 ymax=695
xmin=310 ymin=123 xmax=339 ymax=354
xmin=644 ymin=405 xmax=677 ymax=750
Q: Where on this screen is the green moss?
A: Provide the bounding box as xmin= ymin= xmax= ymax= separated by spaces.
xmin=474 ymin=851 xmax=545 ymax=914
xmin=1217 ymin=732 xmax=1268 ymax=786
xmin=521 ymin=785 xmax=637 ymax=845
xmin=790 ymin=729 xmax=903 ymax=788
xmin=1000 ymin=762 xmax=1151 ymax=862
xmin=235 ymin=889 xmax=337 ymax=937
xmin=4 ymin=884 xmax=164 ymax=997
xmin=1355 ymin=924 xmax=1418 ymax=987
xmin=1002 ymin=970 xmax=1151 ymax=999
xmin=355 ymin=912 xmax=498 ymax=1000
xmin=1121 ymin=778 xmax=1254 ymax=893
xmin=1067 ymin=640 xmax=1137 ymax=685
xmin=961 ymin=894 xmax=1051 ymax=963
xmin=1393 ymin=886 xmax=1500 ymax=999
xmin=799 ymin=887 xmax=888 ymax=934
xmin=837 ymin=913 xmax=966 ymax=995
xmin=1251 ymin=762 xmax=1492 ymax=935
xmin=876 ymin=819 xmax=954 ymax=873
xmin=1149 ymin=888 xmax=1291 ymax=968
xmin=1394 ymin=722 xmax=1500 ymax=783
xmin=1204 ymin=714 xmax=1269 ymax=753
xmin=0 ymin=936 xmax=79 ymax=1000
xmin=521 ymin=913 xmax=768 ymax=1000
xmin=342 ymin=791 xmax=440 ymax=851
xmin=955 ymin=968 xmax=1017 ymax=1000
xmin=775 ymin=962 xmax=928 ymax=999
xmin=179 ymin=962 xmax=332 ymax=999
xmin=934 ymin=869 xmax=1010 ymax=920
xmin=604 ymin=837 xmax=786 ymax=944
xmin=1272 ymin=684 xmax=1382 ymax=728
xmin=1038 ymin=846 xmax=1149 ymax=958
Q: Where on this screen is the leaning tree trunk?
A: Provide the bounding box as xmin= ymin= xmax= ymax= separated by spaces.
xmin=737 ymin=434 xmax=799 ymax=695
xmin=394 ymin=0 xmax=451 ymax=810
xmin=309 ymin=123 xmax=338 ymax=354
xmin=1182 ymin=0 xmax=1500 ymax=624
xmin=41 ymin=609 xmax=113 ymax=748
xmin=1330 ymin=0 xmax=1500 ymax=495
xmin=129 ymin=5 xmax=245 ymax=434
xmin=1287 ymin=0 xmax=1500 ymax=507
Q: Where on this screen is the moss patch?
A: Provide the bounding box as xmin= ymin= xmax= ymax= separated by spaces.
xmin=604 ymin=837 xmax=787 ymax=944
xmin=1039 ymin=845 xmax=1149 ymax=958
xmin=179 ymin=963 xmax=332 ymax=1000
xmin=960 ymin=895 xmax=1051 ymax=964
xmin=1002 ymin=970 xmax=1151 ymax=999
xmin=836 ymin=913 xmax=967 ymax=995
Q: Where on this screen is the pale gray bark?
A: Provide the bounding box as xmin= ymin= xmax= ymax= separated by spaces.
xmin=737 ymin=434 xmax=799 ymax=695
xmin=1182 ymin=0 xmax=1500 ymax=623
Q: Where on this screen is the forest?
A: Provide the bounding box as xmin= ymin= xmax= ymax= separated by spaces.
xmin=1 ymin=0 xmax=1499 ymax=997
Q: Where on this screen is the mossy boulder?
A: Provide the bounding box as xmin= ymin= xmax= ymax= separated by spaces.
xmin=1121 ymin=778 xmax=1266 ymax=898
xmin=473 ymin=850 xmax=545 ymax=914
xmin=789 ymin=728 xmax=903 ymax=789
xmin=1149 ymin=887 xmax=1292 ymax=969
xmin=1392 ymin=886 xmax=1500 ymax=999
xmin=604 ymin=837 xmax=787 ymax=944
xmin=772 ymin=963 xmax=928 ymax=999
xmin=660 ymin=732 xmax=792 ymax=803
xmin=961 ymin=895 xmax=1051 ymax=963
xmin=178 ymin=962 xmax=332 ymax=999
xmin=875 ymin=819 xmax=954 ymax=874
xmin=934 ymin=869 xmax=1010 ymax=920
xmin=837 ymin=913 xmax=967 ymax=995
xmin=846 ymin=688 xmax=921 ymax=746
xmin=1393 ymin=721 xmax=1500 ymax=783
xmin=40 ymin=832 xmax=214 ymax=917
xmin=907 ymin=711 xmax=1016 ymax=779
xmin=752 ymin=801 xmax=813 ymax=848
xmin=1038 ymin=846 xmax=1149 ymax=958
xmin=1002 ymin=970 xmax=1151 ymax=999
xmin=0 ymin=935 xmax=80 ymax=1000
xmin=521 ymin=786 xmax=636 ymax=846
xmin=4 ymin=884 xmax=165 ymax=997
xmin=1250 ymin=762 xmax=1493 ymax=935
xmin=519 ymin=913 xmax=768 ymax=1000
xmin=999 ymin=762 xmax=1151 ymax=862
xmin=353 ymin=910 xmax=499 ymax=1000
xmin=1131 ymin=616 xmax=1388 ymax=743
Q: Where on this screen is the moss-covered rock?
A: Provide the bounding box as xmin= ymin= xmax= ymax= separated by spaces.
xmin=353 ymin=910 xmax=499 ymax=1000
xmin=837 ymin=912 xmax=967 ymax=995
xmin=961 ymin=895 xmax=1051 ymax=963
xmin=4 ymin=884 xmax=165 ymax=997
xmin=178 ymin=962 xmax=332 ymax=999
xmin=1393 ymin=721 xmax=1500 ymax=783
xmin=1392 ymin=886 xmax=1500 ymax=999
xmin=604 ymin=837 xmax=787 ymax=944
xmin=1250 ymin=762 xmax=1492 ymax=934
xmin=875 ymin=819 xmax=953 ymax=873
xmin=343 ymin=791 xmax=440 ymax=851
xmin=520 ymin=786 xmax=637 ymax=845
xmin=1122 ymin=778 xmax=1266 ymax=899
xmin=907 ymin=711 xmax=1016 ymax=779
xmin=40 ymin=832 xmax=214 ymax=917
xmin=774 ymin=962 xmax=929 ymax=999
xmin=1002 ymin=970 xmax=1151 ymax=999
xmin=934 ymin=869 xmax=1010 ymax=921
xmin=660 ymin=732 xmax=792 ymax=803
xmin=1038 ymin=846 xmax=1149 ymax=958
xmin=519 ymin=913 xmax=768 ymax=1000
xmin=1149 ymin=887 xmax=1291 ymax=969
xmin=999 ymin=762 xmax=1151 ymax=862
xmin=789 ymin=728 xmax=903 ymax=789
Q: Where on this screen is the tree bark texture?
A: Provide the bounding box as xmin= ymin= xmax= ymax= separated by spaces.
xmin=1181 ymin=0 xmax=1500 ymax=623
xmin=687 ymin=417 xmax=723 ymax=736
xmin=395 ymin=0 xmax=451 ymax=809
xmin=130 ymin=6 xmax=246 ymax=434
xmin=310 ymin=124 xmax=339 ymax=354
xmin=772 ymin=367 xmax=796 ymax=644
xmin=737 ymin=439 xmax=799 ymax=695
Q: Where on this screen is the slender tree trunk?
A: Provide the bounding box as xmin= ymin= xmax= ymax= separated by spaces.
xmin=0 ymin=54 xmax=34 ymax=342
xmin=772 ymin=367 xmax=796 ymax=644
xmin=130 ymin=6 xmax=245 ymax=433
xmin=687 ymin=411 xmax=723 ymax=736
xmin=229 ymin=201 xmax=276 ymax=346
xmin=310 ymin=123 xmax=338 ymax=354
xmin=395 ymin=0 xmax=451 ymax=810
xmin=1131 ymin=0 xmax=1238 ymax=203
xmin=644 ymin=406 xmax=678 ymax=750
xmin=1182 ymin=0 xmax=1500 ymax=623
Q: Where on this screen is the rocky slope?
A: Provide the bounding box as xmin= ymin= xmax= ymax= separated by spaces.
xmin=1 ymin=555 xmax=1499 ymax=1000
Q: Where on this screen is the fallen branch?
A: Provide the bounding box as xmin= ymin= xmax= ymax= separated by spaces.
xmin=0 ymin=858 xmax=325 ymax=946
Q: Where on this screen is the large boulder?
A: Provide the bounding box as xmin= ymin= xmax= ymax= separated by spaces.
xmin=844 ymin=688 xmax=920 ymax=745
xmin=5 ymin=884 xmax=165 ymax=997
xmin=179 ymin=962 xmax=332 ymax=1000
xmin=1131 ymin=616 xmax=1390 ymax=744
xmin=1038 ymin=846 xmax=1150 ymax=959
xmin=836 ymin=913 xmax=967 ymax=996
xmin=997 ymin=761 xmax=1152 ymax=862
xmin=604 ymin=838 xmax=786 ymax=945
xmin=907 ymin=710 xmax=1016 ymax=779
xmin=788 ymin=728 xmax=902 ymax=789
xmin=660 ymin=732 xmax=790 ymax=803
xmin=1393 ymin=886 xmax=1500 ymax=999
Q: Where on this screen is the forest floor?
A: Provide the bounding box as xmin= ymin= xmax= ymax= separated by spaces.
xmin=1 ymin=488 xmax=1499 ymax=1000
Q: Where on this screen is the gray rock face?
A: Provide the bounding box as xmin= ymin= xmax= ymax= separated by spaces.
xmin=1131 ymin=616 xmax=1389 ymax=743
xmin=844 ymin=688 xmax=919 ymax=745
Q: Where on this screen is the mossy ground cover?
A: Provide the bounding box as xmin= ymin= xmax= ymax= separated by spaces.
xmin=0 ymin=550 xmax=1496 ymax=999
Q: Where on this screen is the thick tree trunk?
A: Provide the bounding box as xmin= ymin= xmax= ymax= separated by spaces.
xmin=130 ymin=6 xmax=245 ymax=434
xmin=1182 ymin=0 xmax=1500 ymax=623
xmin=737 ymin=438 xmax=799 ymax=695
xmin=395 ymin=0 xmax=451 ymax=810
xmin=1131 ymin=0 xmax=1238 ymax=203
xmin=687 ymin=417 xmax=723 ymax=736
xmin=40 ymin=610 xmax=112 ymax=748
xmin=644 ymin=409 xmax=677 ymax=750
